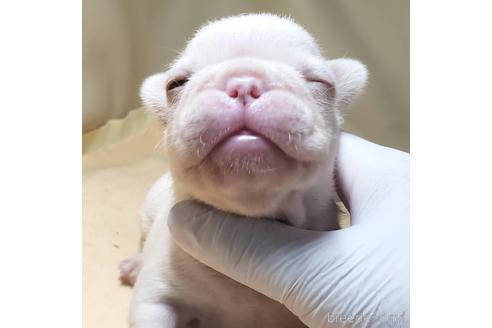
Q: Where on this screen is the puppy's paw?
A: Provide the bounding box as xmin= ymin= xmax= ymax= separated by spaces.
xmin=119 ymin=253 xmax=143 ymax=286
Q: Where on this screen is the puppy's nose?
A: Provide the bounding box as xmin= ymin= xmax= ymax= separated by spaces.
xmin=226 ymin=76 xmax=263 ymax=105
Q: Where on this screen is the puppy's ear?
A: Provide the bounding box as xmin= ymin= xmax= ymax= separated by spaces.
xmin=328 ymin=58 xmax=368 ymax=113
xmin=140 ymin=73 xmax=169 ymax=122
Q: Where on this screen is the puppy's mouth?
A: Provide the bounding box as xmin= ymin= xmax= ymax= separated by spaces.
xmin=207 ymin=128 xmax=292 ymax=171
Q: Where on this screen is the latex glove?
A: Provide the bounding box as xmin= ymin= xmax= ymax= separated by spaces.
xmin=168 ymin=133 xmax=409 ymax=328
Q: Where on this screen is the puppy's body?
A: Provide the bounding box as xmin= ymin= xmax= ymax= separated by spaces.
xmin=123 ymin=14 xmax=367 ymax=327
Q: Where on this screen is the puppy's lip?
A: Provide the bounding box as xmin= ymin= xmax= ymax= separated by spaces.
xmin=214 ymin=128 xmax=280 ymax=152
xmin=213 ymin=129 xmax=281 ymax=156
xmin=202 ymin=125 xmax=311 ymax=165
xmin=209 ymin=128 xmax=291 ymax=168
xmin=236 ymin=129 xmax=257 ymax=135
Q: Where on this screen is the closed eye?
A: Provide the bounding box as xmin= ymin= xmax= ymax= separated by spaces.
xmin=306 ymin=77 xmax=333 ymax=89
xmin=305 ymin=77 xmax=335 ymax=99
xmin=166 ymin=77 xmax=189 ymax=91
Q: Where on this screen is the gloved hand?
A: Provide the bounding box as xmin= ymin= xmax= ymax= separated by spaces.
xmin=168 ymin=133 xmax=409 ymax=328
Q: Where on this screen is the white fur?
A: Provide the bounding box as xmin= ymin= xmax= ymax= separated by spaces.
xmin=121 ymin=13 xmax=367 ymax=327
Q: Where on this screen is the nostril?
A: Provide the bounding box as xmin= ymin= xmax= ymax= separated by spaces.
xmin=250 ymin=86 xmax=261 ymax=99
xmin=229 ymin=89 xmax=239 ymax=98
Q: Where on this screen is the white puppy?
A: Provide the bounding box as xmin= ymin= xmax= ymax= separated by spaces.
xmin=120 ymin=13 xmax=368 ymax=328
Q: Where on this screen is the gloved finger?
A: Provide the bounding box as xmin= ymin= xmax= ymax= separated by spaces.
xmin=335 ymin=132 xmax=409 ymax=224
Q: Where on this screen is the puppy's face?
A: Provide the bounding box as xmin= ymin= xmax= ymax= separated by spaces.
xmin=142 ymin=14 xmax=367 ymax=216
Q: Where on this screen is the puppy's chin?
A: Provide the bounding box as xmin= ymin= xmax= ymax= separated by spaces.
xmin=170 ymin=149 xmax=317 ymax=216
